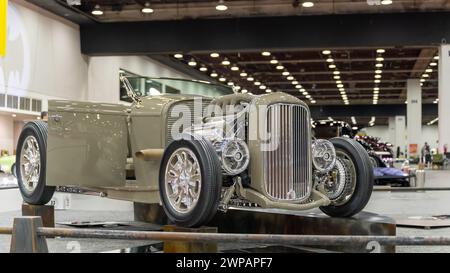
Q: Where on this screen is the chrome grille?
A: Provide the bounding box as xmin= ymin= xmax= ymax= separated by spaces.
xmin=166 ymin=99 xmax=210 ymax=144
xmin=263 ymin=103 xmax=311 ymax=201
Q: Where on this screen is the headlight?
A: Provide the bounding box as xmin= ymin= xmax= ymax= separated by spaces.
xmin=312 ymin=139 xmax=336 ymax=173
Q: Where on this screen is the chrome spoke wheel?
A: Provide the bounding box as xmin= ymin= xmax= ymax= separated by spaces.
xmin=324 ymin=150 xmax=357 ymax=206
xmin=164 ymin=148 xmax=202 ymax=214
xmin=20 ymin=136 xmax=41 ymax=194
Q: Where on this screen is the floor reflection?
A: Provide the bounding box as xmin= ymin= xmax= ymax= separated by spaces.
xmin=0 ymin=173 xmax=17 ymax=188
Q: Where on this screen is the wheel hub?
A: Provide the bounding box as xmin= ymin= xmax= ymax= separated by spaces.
xmin=165 ymin=148 xmax=202 ymax=214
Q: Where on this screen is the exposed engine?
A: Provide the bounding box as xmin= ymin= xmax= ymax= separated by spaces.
xmin=184 ymin=104 xmax=250 ymax=176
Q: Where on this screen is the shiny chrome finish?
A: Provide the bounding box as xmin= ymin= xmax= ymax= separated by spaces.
xmin=20 ymin=136 xmax=41 ymax=193
xmin=263 ymin=103 xmax=311 ymax=201
xmin=166 ymin=100 xmax=211 ymax=144
xmin=325 ymin=150 xmax=357 ymax=205
xmin=164 ymin=147 xmax=202 ymax=213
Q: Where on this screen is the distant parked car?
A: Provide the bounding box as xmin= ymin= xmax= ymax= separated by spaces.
xmin=0 ymin=155 xmax=16 ymax=177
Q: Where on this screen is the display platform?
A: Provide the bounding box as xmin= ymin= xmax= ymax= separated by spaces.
xmin=134 ymin=203 xmax=396 ymax=253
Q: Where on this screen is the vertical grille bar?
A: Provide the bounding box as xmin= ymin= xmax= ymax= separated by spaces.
xmin=264 ymin=103 xmax=311 ymax=201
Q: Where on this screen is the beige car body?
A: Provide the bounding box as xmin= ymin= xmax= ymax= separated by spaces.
xmin=46 ymin=92 xmax=331 ymax=209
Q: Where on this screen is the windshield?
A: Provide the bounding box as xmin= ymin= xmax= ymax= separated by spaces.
xmin=120 ymin=73 xmax=234 ymax=102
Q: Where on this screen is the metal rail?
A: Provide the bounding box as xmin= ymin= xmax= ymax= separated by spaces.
xmin=0 ymin=227 xmax=12 ymax=235
xmin=17 ymin=227 xmax=450 ymax=247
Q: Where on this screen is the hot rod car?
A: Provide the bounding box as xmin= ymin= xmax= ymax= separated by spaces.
xmin=16 ymin=76 xmax=373 ymax=227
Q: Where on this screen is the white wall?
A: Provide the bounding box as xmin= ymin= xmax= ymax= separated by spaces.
xmin=361 ymin=125 xmax=439 ymax=149
xmin=87 ymin=56 xmax=190 ymax=103
xmin=0 ymin=115 xmax=13 ymax=154
xmin=1 ymin=0 xmax=89 ymax=107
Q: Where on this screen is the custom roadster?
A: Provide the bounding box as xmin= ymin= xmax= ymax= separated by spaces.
xmin=16 ymin=76 xmax=373 ymax=227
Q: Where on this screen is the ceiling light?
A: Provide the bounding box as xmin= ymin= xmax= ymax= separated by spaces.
xmin=292 ymin=81 xmax=299 ymax=85
xmin=420 ymin=78 xmax=426 ymax=82
xmin=266 ymin=89 xmax=272 ymax=93
xmin=374 ymin=79 xmax=381 ymax=83
xmin=302 ymin=91 xmax=308 ymax=95
xmin=311 ymin=100 xmax=316 ymax=104
xmin=375 ymin=70 xmax=382 ymax=74
xmin=430 ymin=62 xmax=437 ymax=66
xmin=259 ymin=85 xmax=267 ymax=90
xmin=376 ymin=57 xmax=384 ymax=62
xmin=376 ymin=49 xmax=385 ymax=54
xmin=241 ymin=89 xmax=248 ymax=94
xmin=425 ymin=68 xmax=433 ymax=73
xmin=231 ymin=66 xmax=239 ymax=71
xmin=221 ymin=58 xmax=230 ymax=65
xmin=240 ymin=71 xmax=248 ymax=77
xmin=282 ymin=71 xmax=290 ymax=76
xmin=234 ymin=86 xmax=241 ymax=90
xmin=376 ymin=63 xmax=383 ymax=68
xmin=12 ymin=114 xmax=16 ymax=118
xmin=374 ymin=90 xmax=379 ymax=94
xmin=326 ymin=58 xmax=334 ymax=63
xmin=322 ymin=50 xmax=331 ymax=55
xmin=302 ymin=1 xmax=314 ymax=8
xmin=374 ymin=74 xmax=382 ymax=79
xmin=333 ymin=71 xmax=340 ymax=75
xmin=270 ymin=59 xmax=279 ymax=64
xmin=261 ymin=51 xmax=271 ymax=56
xmin=247 ymin=77 xmax=254 ymax=81
xmin=276 ymin=65 xmax=284 ymax=70
xmin=337 ymin=84 xmax=344 ymax=88
xmin=254 ymin=81 xmax=261 ymax=86
xmin=210 ymin=52 xmax=220 ymax=58
xmin=374 ymin=87 xmax=380 ymax=91
xmin=328 ymin=64 xmax=336 ymax=69
xmin=174 ymin=53 xmax=183 ymax=59
xmin=434 ymin=56 xmax=439 ymax=60
xmin=188 ymin=59 xmax=197 ymax=66
xmin=219 ymin=77 xmax=226 ymax=82
xmin=210 ymin=72 xmax=218 ymax=77
xmin=339 ymin=88 xmax=345 ymax=91
xmin=141 ymin=2 xmax=154 ymax=13
xmin=300 ymin=88 xmax=306 ymax=92
xmin=227 ymin=82 xmax=234 ymax=86
xmin=91 ymin=4 xmax=103 ymax=16
xmin=336 ymin=80 xmax=342 ymax=84
xmin=216 ymin=0 xmax=228 ymax=11
xmin=421 ymin=83 xmax=423 ymax=86
xmin=405 ymin=100 xmax=408 ymax=104
xmin=306 ymin=95 xmax=311 ymax=98
xmin=295 ymin=85 xmax=302 ymax=89
xmin=381 ymin=0 xmax=393 ymax=5
xmin=199 ymin=66 xmax=208 ymax=72
xmin=333 ymin=75 xmax=340 ymax=80
xmin=340 ymin=91 xmax=346 ymax=95
xmin=287 ymin=76 xmax=294 ymax=80
xmin=422 ymin=74 xmax=429 ymax=78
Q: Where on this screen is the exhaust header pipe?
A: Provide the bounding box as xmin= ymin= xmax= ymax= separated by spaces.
xmin=135 ymin=149 xmax=164 ymax=161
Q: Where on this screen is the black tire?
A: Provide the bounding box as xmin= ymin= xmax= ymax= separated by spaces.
xmin=10 ymin=163 xmax=16 ymax=177
xmin=16 ymin=121 xmax=55 ymax=205
xmin=320 ymin=137 xmax=374 ymax=217
xmin=159 ymin=134 xmax=222 ymax=227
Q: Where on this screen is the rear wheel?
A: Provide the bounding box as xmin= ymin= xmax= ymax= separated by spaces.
xmin=320 ymin=137 xmax=374 ymax=217
xmin=159 ymin=134 xmax=222 ymax=227
xmin=16 ymin=121 xmax=55 ymax=205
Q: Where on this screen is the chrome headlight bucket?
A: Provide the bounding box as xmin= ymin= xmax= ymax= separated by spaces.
xmin=312 ymin=139 xmax=336 ymax=173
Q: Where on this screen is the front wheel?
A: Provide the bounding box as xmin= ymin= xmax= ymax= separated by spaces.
xmin=320 ymin=137 xmax=374 ymax=217
xmin=16 ymin=121 xmax=55 ymax=205
xmin=159 ymin=134 xmax=222 ymax=227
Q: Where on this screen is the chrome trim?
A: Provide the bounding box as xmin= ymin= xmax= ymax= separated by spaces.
xmin=263 ymin=103 xmax=312 ymax=202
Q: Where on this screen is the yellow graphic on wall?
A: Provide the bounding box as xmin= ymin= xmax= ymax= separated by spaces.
xmin=0 ymin=0 xmax=7 ymax=57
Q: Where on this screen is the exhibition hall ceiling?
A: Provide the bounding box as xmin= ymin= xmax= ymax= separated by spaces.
xmin=170 ymin=46 xmax=439 ymax=106
xmin=54 ymin=0 xmax=450 ymax=22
